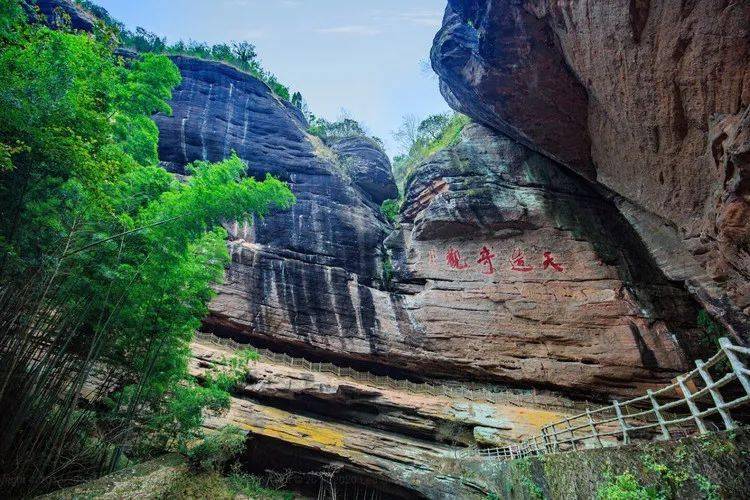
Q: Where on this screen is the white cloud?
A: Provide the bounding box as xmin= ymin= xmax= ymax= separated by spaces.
xmin=314 ymin=25 xmax=382 ymax=36
xmin=366 ymin=8 xmax=444 ymax=29
xmin=396 ymin=9 xmax=443 ymax=28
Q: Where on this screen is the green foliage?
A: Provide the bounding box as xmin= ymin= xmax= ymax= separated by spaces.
xmin=0 ymin=11 xmax=179 ymax=270
xmin=227 ymin=467 xmax=295 ymax=500
xmin=596 ymin=472 xmax=662 ymax=500
xmin=162 ymin=471 xmax=235 ymax=500
xmin=392 ymin=112 xmax=470 ymax=192
xmin=132 ymin=347 xmax=258 ymax=456
xmin=514 ymin=458 xmax=544 ymax=500
xmin=125 ymin=32 xmax=289 ymax=99
xmin=699 ymin=434 xmax=735 ymax=458
xmin=380 ymin=198 xmax=400 ymax=224
xmin=187 ymin=425 xmax=247 ymax=473
xmin=97 ymin=156 xmax=293 ymax=458
xmin=697 ymin=309 xmax=728 ymax=349
xmin=162 ymin=467 xmax=295 ymax=500
xmin=308 ymin=116 xmax=368 ymax=142
xmin=74 ymin=1 xmax=293 ymax=100
xmin=0 ymin=4 xmax=294 ymax=494
xmin=695 ymin=475 xmax=720 ymax=500
xmin=639 ymin=453 xmax=719 ymax=500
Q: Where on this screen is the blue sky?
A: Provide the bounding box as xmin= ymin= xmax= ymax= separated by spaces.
xmin=95 ymin=0 xmax=452 ymax=158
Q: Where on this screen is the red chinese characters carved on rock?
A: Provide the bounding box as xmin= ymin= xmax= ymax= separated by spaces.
xmin=510 ymin=248 xmax=534 ymax=272
xmin=542 ymin=251 xmax=564 ymax=272
xmin=446 ymin=247 xmax=469 ymax=270
xmin=477 ymin=246 xmax=496 ymax=275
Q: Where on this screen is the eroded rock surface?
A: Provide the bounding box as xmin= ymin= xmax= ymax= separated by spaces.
xmin=156 ymin=55 xmax=705 ymax=400
xmin=432 ymin=0 xmax=750 ymax=338
xmin=153 ymin=55 xmax=397 ymax=350
xmin=191 ymin=339 xmax=573 ymax=499
xmin=389 ymin=123 xmax=703 ymax=396
xmin=191 ymin=340 xmax=571 ymax=448
xmin=30 ymin=0 xmax=98 ymax=31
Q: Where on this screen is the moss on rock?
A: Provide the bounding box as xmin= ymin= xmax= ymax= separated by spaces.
xmin=457 ymin=429 xmax=750 ymax=499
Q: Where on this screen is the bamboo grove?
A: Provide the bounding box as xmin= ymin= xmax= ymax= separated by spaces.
xmin=0 ymin=1 xmax=295 ymax=495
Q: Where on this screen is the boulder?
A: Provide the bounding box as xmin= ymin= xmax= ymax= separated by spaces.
xmin=329 ymin=136 xmax=398 ymax=205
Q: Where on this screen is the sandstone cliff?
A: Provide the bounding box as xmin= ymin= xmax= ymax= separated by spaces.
xmin=432 ymin=0 xmax=750 ymax=340
xmin=151 ymin=54 xmax=705 ymax=400
xmin=151 ymin=55 xmax=711 ymax=400
xmin=26 ymin=1 xmax=748 ymax=497
xmin=393 ymin=122 xmax=704 ymax=395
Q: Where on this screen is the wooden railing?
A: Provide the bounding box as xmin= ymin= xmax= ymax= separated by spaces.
xmin=193 ymin=332 xmax=570 ymax=409
xmin=463 ymin=337 xmax=750 ymax=460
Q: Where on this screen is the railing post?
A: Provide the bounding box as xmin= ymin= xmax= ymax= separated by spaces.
xmin=540 ymin=428 xmax=551 ymax=454
xmin=533 ymin=436 xmax=541 ymax=455
xmin=676 ymin=375 xmax=707 ymax=434
xmin=720 ymin=338 xmax=750 ymax=396
xmin=613 ymin=400 xmax=629 ymax=445
xmin=565 ymin=418 xmax=578 ymax=451
xmin=695 ymin=359 xmax=735 ymax=430
xmin=549 ymin=424 xmax=559 ymax=452
xmin=586 ymin=408 xmax=603 ymax=448
xmin=647 ymin=390 xmax=671 ymax=440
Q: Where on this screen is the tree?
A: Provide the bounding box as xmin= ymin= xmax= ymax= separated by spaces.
xmin=210 ymin=42 xmax=232 ymax=61
xmin=393 ymin=113 xmax=421 ymax=153
xmin=0 ymin=5 xmax=295 ymax=494
xmin=291 ymin=91 xmax=304 ymax=110
xmin=123 ymin=26 xmax=167 ymax=53
xmin=380 ymin=199 xmax=400 ymax=224
xmin=391 ymin=113 xmax=470 ymax=192
xmin=417 ymin=113 xmax=451 ymax=143
xmin=231 ymin=40 xmax=257 ymax=65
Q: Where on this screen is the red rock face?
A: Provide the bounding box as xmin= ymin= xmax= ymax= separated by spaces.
xmin=206 ymin=123 xmax=705 ymax=398
xmin=389 ymin=123 xmax=704 ymax=397
xmin=155 ymin=48 xmax=706 ymax=399
xmin=432 ymin=0 xmax=750 ymax=339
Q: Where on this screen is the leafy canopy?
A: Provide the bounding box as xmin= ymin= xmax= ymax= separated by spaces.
xmin=74 ymin=1 xmax=295 ymax=101
xmin=0 ymin=2 xmax=295 ymax=491
xmin=392 ymin=112 xmax=470 ymax=192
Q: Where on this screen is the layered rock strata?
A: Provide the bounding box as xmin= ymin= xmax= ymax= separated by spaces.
xmin=191 ymin=338 xmax=573 ymax=499
xmin=153 ymin=56 xmax=706 ymax=398
xmin=432 ymin=0 xmax=750 ymax=339
xmin=389 ymin=123 xmax=703 ymax=396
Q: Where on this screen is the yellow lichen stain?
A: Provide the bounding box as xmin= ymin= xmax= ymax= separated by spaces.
xmin=503 ymin=406 xmax=566 ymax=429
xmin=235 ymin=405 xmax=345 ymax=450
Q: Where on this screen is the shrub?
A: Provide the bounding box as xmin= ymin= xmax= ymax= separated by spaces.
xmin=392 ymin=113 xmax=470 ymax=192
xmin=697 ymin=309 xmax=728 ymax=349
xmin=187 ymin=425 xmax=247 ymax=473
xmin=380 ymin=199 xmax=400 ymax=224
xmin=596 ymin=472 xmax=662 ymax=500
xmin=308 ymin=116 xmax=368 ymax=142
xmin=75 ymin=1 xmax=294 ymax=100
xmin=227 ymin=467 xmax=295 ymax=500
